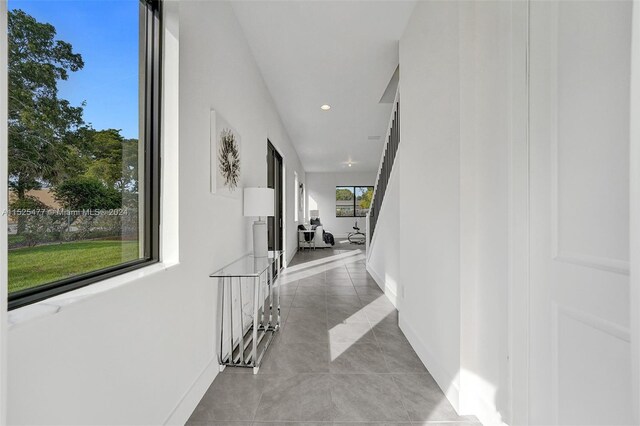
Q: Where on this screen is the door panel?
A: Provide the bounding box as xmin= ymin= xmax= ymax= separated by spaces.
xmin=529 ymin=1 xmax=633 ymax=424
xmin=267 ymin=141 xmax=283 ymax=253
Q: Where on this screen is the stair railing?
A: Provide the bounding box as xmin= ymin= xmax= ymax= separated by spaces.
xmin=368 ymin=89 xmax=400 ymax=243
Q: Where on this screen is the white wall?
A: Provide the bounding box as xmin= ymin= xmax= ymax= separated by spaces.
xmin=5 ymin=2 xmax=305 ymax=424
xmin=366 ymin=153 xmax=400 ymax=306
xmin=398 ymin=1 xmax=633 ymax=424
xmin=398 ymin=0 xmax=463 ymax=412
xmin=306 ymin=172 xmax=376 ymax=238
xmin=398 ymin=1 xmax=518 ymax=424
xmin=458 ymin=2 xmax=514 ymax=423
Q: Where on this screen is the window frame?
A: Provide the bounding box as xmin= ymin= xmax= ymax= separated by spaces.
xmin=8 ymin=0 xmax=162 ymax=310
xmin=294 ymin=172 xmax=298 ymax=222
xmin=335 ymin=185 xmax=374 ymax=218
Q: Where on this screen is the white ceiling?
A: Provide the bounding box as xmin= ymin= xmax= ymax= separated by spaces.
xmin=231 ymin=1 xmax=416 ymax=172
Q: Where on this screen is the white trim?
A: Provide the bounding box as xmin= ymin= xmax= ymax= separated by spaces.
xmin=399 ymin=311 xmax=461 ymax=414
xmin=0 ymin=1 xmax=8 ymax=424
xmin=365 ymin=264 xmax=397 ymax=308
xmin=460 ymin=370 xmax=509 ymax=426
xmin=555 ymin=302 xmax=631 ymax=343
xmin=286 ymin=246 xmax=298 ymax=266
xmin=161 ymin=0 xmax=180 ymax=267
xmin=507 ymin=0 xmax=531 ymax=424
xmin=8 ymin=262 xmax=179 ymax=329
xmin=629 ymin=1 xmax=640 ymax=421
xmin=163 ymin=357 xmax=219 ymax=425
xmin=554 ymin=251 xmax=629 ymax=276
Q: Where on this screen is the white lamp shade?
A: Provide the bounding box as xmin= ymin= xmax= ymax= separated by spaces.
xmin=310 ymin=209 xmax=320 ymax=218
xmin=244 ymin=187 xmax=274 ymax=217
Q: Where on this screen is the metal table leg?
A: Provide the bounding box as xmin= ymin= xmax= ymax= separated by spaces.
xmin=252 ymin=275 xmax=259 ymax=374
xmin=218 ymin=277 xmax=225 ymax=372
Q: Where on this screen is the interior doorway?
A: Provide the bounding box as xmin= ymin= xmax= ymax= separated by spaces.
xmin=267 ymin=140 xmax=283 ymax=258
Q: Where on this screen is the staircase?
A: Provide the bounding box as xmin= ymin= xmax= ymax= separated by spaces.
xmin=368 ymin=92 xmax=400 ymax=242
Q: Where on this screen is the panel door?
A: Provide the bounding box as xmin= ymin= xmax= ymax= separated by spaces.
xmin=528 ymin=1 xmax=633 ymax=424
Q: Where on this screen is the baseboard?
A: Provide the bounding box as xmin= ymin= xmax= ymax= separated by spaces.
xmin=365 ymin=264 xmax=398 ymax=308
xmin=286 ymin=247 xmax=298 ymax=266
xmin=398 ymin=313 xmax=461 ymax=414
xmin=459 ymin=376 xmax=508 ymax=426
xmin=163 ymin=357 xmax=219 ymax=425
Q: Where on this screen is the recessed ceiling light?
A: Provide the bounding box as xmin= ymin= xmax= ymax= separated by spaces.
xmin=321 ymin=104 xmax=331 ymax=111
xmin=348 ymin=162 xmax=352 ymax=167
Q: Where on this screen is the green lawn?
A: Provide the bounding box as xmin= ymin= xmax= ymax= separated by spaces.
xmin=8 ymin=240 xmax=139 ymax=294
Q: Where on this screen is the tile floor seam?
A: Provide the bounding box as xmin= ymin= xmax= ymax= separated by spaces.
xmin=249 ymin=377 xmax=270 ymax=422
xmin=189 ymin=248 xmax=479 ymax=425
xmin=389 ymin=371 xmax=415 ymax=422
xmin=355 ymin=273 xmax=386 ymax=354
xmin=326 ymin=263 xmax=341 ymax=423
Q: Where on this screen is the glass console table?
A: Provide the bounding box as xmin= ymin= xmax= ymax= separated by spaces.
xmin=210 ymin=251 xmax=283 ymax=374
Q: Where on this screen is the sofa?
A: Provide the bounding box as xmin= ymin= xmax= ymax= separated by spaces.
xmin=298 ymin=224 xmax=334 ymax=249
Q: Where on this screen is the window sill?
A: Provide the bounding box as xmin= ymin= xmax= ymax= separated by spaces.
xmin=7 ymin=260 xmax=180 ymax=330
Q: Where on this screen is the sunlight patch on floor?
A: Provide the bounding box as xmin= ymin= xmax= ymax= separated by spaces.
xmin=328 ymin=294 xmax=395 ymax=361
xmin=278 ymin=250 xmax=365 ymax=285
xmin=285 ymin=250 xmax=364 ymax=273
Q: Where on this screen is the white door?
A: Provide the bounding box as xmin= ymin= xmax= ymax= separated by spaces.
xmin=528 ymin=1 xmax=634 ymax=424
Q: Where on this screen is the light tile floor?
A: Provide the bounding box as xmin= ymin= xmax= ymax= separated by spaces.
xmin=188 ymin=248 xmax=480 ymax=426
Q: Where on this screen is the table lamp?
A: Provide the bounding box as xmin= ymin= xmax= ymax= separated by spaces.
xmin=244 ymin=187 xmax=274 ymax=258
xmin=310 ymin=209 xmax=320 ymax=219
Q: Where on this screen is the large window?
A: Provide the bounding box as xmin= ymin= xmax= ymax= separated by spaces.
xmin=7 ymin=0 xmax=161 ymax=309
xmin=336 ymin=186 xmax=373 ymax=217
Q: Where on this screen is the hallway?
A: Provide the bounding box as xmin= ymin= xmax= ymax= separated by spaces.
xmin=187 ymin=248 xmax=480 ymax=425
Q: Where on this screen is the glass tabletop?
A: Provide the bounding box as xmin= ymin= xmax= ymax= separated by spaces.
xmin=210 ymin=251 xmax=282 ymax=278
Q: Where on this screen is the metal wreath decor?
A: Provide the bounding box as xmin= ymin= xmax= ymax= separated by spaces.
xmin=218 ymin=128 xmax=240 ymax=190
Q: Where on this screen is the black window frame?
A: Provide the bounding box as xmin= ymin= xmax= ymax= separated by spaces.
xmin=8 ymin=0 xmax=162 ymax=310
xmin=335 ymin=186 xmax=374 ymax=218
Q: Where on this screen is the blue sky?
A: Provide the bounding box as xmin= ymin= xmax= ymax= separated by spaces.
xmin=9 ymin=0 xmax=139 ymax=139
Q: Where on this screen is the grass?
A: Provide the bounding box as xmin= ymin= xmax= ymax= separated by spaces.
xmin=8 ymin=240 xmax=139 ymax=294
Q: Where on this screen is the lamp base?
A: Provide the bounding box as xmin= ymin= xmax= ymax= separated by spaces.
xmin=253 ymin=220 xmax=268 ymax=258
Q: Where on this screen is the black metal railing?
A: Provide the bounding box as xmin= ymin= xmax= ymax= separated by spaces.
xmin=369 ymin=99 xmax=399 ymax=242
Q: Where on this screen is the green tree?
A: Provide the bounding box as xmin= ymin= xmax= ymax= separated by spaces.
xmin=336 ymin=188 xmax=353 ymax=200
xmin=80 ymin=129 xmax=139 ymax=208
xmin=54 ymin=177 xmax=121 ymax=211
xmin=8 ymin=9 xmax=86 ymax=201
xmin=83 ymin=130 xmax=127 ymax=187
xmin=122 ymin=137 xmax=140 ymax=193
xmin=359 ymin=188 xmax=373 ymax=209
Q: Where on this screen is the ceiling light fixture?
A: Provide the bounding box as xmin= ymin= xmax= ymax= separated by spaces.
xmin=321 ymin=104 xmax=331 ymax=111
xmin=348 ymin=162 xmax=352 ymax=167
